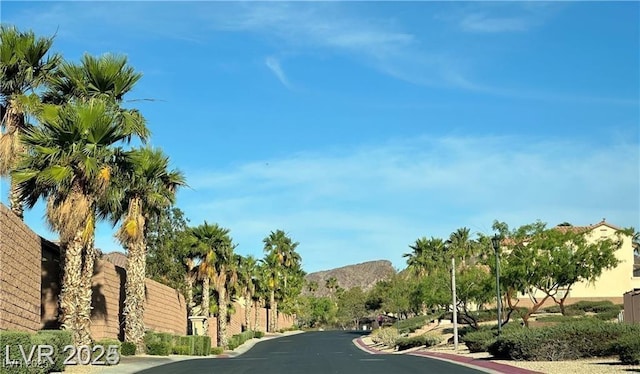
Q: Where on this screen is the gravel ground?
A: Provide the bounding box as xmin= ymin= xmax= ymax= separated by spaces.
xmin=426 ymin=345 xmax=640 ymax=374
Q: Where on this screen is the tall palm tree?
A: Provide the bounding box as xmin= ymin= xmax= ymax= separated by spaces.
xmin=193 ymin=222 xmax=236 ymax=347
xmin=42 ymin=53 xmax=149 ymax=142
xmin=261 ymin=251 xmax=281 ymax=332
xmin=13 ymin=99 xmax=135 ymax=345
xmin=237 ymin=255 xmax=258 ymax=331
xmin=403 ymin=237 xmax=448 ymax=276
xmin=449 ymin=227 xmax=474 ymax=266
xmin=262 ymin=229 xmax=300 ymax=331
xmin=104 ymin=147 xmax=185 ymax=353
xmin=0 ymin=26 xmax=60 ymax=219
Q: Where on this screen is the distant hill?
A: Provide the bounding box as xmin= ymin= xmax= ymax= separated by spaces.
xmin=304 ymin=260 xmax=396 ymax=297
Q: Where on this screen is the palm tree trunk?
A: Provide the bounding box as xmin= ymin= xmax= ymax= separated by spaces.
xmin=9 ymin=179 xmax=24 ymax=220
xmin=244 ymin=291 xmax=251 ymax=331
xmin=59 ymin=230 xmax=89 ymax=346
xmin=274 ymin=300 xmax=279 ymax=331
xmin=254 ymin=299 xmax=259 ymax=332
xmin=124 ymin=237 xmax=147 ymax=353
xmin=1 ymin=107 xmax=25 ymax=220
xmin=77 ymin=236 xmax=96 ymax=347
xmin=185 ymin=271 xmax=194 ymax=316
xmin=217 ymin=286 xmax=228 ymax=347
xmin=200 ymin=276 xmax=211 ymax=335
xmin=269 ymin=290 xmax=276 ymax=332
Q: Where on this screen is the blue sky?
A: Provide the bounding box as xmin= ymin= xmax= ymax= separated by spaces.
xmin=2 ymin=1 xmax=638 ymax=273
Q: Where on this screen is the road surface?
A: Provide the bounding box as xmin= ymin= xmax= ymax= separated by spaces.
xmin=136 ymin=331 xmax=484 ymax=374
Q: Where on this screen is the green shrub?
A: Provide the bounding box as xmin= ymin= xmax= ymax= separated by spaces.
xmin=121 ymin=342 xmax=137 ymax=356
xmin=534 ymin=315 xmax=593 ymax=323
xmin=396 ymin=314 xmax=438 ymax=334
xmin=35 ymin=330 xmax=73 ymax=372
xmin=147 ymin=342 xmax=171 ymax=356
xmin=192 ymin=336 xmax=211 ymax=356
xmin=613 ymin=333 xmax=640 ymax=365
xmin=370 ymin=327 xmax=400 ymax=348
xmin=489 ymin=320 xmax=640 ymax=361
xmin=543 ymin=305 xmax=561 ymax=313
xmin=463 ymin=330 xmax=498 ymax=353
xmin=395 ymin=334 xmax=440 ymax=351
xmin=172 ymin=345 xmax=190 ymax=355
xmin=211 ymin=347 xmax=224 ymax=355
xmin=595 ymin=309 xmax=621 ymax=321
xmin=254 ymin=331 xmax=265 ymax=339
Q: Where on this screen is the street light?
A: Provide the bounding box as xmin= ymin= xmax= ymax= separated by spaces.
xmin=491 ymin=234 xmax=502 ymax=336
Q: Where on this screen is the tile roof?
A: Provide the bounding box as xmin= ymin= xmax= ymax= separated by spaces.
xmin=103 ymin=251 xmax=128 ymax=269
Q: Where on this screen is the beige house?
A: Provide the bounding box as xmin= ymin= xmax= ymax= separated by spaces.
xmin=518 ymin=220 xmax=640 ymax=307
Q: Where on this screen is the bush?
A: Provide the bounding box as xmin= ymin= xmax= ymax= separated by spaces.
xmin=254 ymin=331 xmax=265 ymax=339
xmin=595 ymin=309 xmax=621 ymax=321
xmin=489 ymin=320 xmax=640 ymax=361
xmin=613 ymin=333 xmax=640 ymax=365
xmin=211 ymin=347 xmax=224 ymax=355
xmin=147 ymin=342 xmax=171 ymax=356
xmin=534 ymin=315 xmax=592 ymax=323
xmin=121 ymin=342 xmax=137 ymax=356
xmin=395 ymin=334 xmax=440 ymax=351
xmin=463 ymin=330 xmax=497 ymax=353
xmin=543 ymin=305 xmax=561 ymax=313
xmin=172 ymin=345 xmax=190 ymax=355
xmin=370 ymin=327 xmax=399 ymax=348
xmin=396 ymin=314 xmax=437 ymax=334
xmin=35 ymin=330 xmax=73 ymax=372
xmin=192 ymin=336 xmax=211 ymax=356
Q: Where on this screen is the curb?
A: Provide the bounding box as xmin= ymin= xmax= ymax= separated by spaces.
xmin=353 ymin=337 xmax=543 ymax=374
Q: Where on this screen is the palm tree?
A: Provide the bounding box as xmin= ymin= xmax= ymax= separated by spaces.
xmin=104 ymin=147 xmax=185 ymax=353
xmin=13 ymin=99 xmax=137 ymax=345
xmin=261 ymin=251 xmax=280 ymax=332
xmin=449 ymin=227 xmax=474 ymax=266
xmin=403 ymin=237 xmax=448 ymax=276
xmin=307 ymin=280 xmax=319 ymax=293
xmin=42 ymin=53 xmax=149 ymax=142
xmin=262 ymin=229 xmax=300 ymax=331
xmin=237 ymin=255 xmax=258 ymax=331
xmin=193 ymin=222 xmax=236 ymax=347
xmin=325 ymin=277 xmax=339 ymax=298
xmin=0 ymin=26 xmax=60 ymax=219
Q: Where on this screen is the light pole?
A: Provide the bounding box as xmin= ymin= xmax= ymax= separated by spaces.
xmin=491 ymin=234 xmax=502 ymax=336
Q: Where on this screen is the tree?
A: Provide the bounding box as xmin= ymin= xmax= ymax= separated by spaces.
xmin=403 ymin=237 xmax=450 ymax=277
xmin=0 ymin=26 xmax=60 ymax=219
xmin=337 ymin=287 xmax=367 ymax=330
xmin=106 ymin=147 xmax=185 ymax=352
xmin=306 ymin=280 xmax=319 ymax=293
xmin=495 ymin=220 xmax=622 ymax=326
xmin=145 ymin=207 xmax=190 ymax=291
xmin=237 ymin=255 xmax=258 ymax=331
xmin=325 ymin=277 xmax=339 ymax=300
xmin=263 ymin=230 xmax=300 ymax=331
xmin=13 ymin=99 xmax=138 ymax=345
xmin=194 ymin=222 xmax=236 ymax=347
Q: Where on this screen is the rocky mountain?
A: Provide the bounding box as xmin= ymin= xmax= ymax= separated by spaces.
xmin=303 ymin=260 xmax=396 ymax=297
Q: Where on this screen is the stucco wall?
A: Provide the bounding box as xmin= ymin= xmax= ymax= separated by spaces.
xmin=144 ymin=278 xmax=187 ymax=335
xmin=0 ymin=204 xmax=41 ymax=332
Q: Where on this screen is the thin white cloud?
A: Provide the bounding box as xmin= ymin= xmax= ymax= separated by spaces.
xmin=459 ymin=13 xmax=530 ymax=33
xmin=265 ymin=56 xmax=293 ymax=89
xmin=183 ymin=135 xmax=639 ymax=272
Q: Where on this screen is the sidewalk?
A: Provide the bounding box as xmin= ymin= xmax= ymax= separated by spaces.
xmin=352 ymin=337 xmax=543 ymax=374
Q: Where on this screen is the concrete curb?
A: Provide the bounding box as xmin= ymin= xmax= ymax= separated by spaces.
xmin=353 ymin=337 xmax=543 ymax=374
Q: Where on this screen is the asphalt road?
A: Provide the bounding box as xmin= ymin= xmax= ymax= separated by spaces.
xmin=136 ymin=331 xmax=484 ymax=374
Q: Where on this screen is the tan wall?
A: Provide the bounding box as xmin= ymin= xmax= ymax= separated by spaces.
xmin=144 ymin=278 xmax=187 ymax=335
xmin=90 ymin=260 xmax=125 ymax=340
xmin=623 ymin=289 xmax=640 ymax=324
xmin=207 ymin=301 xmax=296 ymax=347
xmin=0 ymin=204 xmax=41 ymax=332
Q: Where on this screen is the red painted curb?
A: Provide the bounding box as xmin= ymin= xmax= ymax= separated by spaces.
xmin=353 ymin=338 xmax=386 ymax=355
xmin=410 ymin=351 xmax=544 ymax=374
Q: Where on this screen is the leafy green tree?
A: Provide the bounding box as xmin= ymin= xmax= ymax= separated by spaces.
xmin=298 ymin=296 xmax=336 ymax=328
xmin=337 ymin=287 xmax=368 ymax=329
xmin=0 ymin=25 xmax=60 ymax=219
xmin=495 ymin=220 xmax=622 ymax=326
xmin=145 ymin=207 xmax=190 ymax=291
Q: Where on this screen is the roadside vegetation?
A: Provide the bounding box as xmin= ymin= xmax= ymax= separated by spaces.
xmin=0 ymin=25 xmax=305 ymax=368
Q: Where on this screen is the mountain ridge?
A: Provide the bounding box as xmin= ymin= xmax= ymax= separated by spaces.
xmin=303 ymin=259 xmax=396 ymax=297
